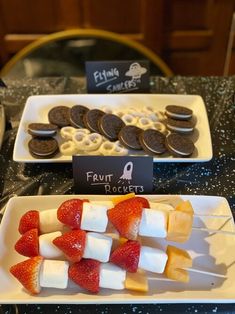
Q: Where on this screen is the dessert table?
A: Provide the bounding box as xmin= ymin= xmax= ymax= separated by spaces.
xmin=0 ymin=76 xmax=234 ymax=314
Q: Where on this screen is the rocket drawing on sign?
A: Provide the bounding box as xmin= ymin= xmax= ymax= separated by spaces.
xmin=118 ymin=161 xmax=133 ymax=185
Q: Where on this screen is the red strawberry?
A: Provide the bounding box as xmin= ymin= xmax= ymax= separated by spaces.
xmin=53 ymin=229 xmax=86 ymax=262
xmin=10 ymin=256 xmax=43 ymax=294
xmin=134 ymin=196 xmax=150 ymax=208
xmin=107 ymin=198 xmax=143 ymax=240
xmin=68 ymin=259 xmax=100 ymax=293
xmin=15 ymin=228 xmax=39 ymax=257
xmin=110 ymin=240 xmax=141 ymax=272
xmin=57 ymin=199 xmax=88 ymax=229
xmin=18 ymin=210 xmax=40 ymax=235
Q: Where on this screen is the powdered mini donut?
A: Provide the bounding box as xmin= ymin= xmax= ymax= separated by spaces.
xmin=152 ymin=121 xmax=167 ymax=134
xmin=60 ymin=141 xmax=78 ymax=156
xmin=137 ymin=117 xmax=154 ymax=130
xmin=98 ymin=141 xmax=128 ymax=156
xmin=60 ymin=127 xmax=77 ymax=140
xmin=73 ymin=132 xmax=103 ymax=151
xmin=111 ymin=141 xmax=128 ymax=156
xmin=121 ymin=114 xmax=138 ymax=126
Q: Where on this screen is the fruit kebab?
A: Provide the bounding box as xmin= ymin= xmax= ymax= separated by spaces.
xmin=10 ymin=245 xmax=192 ymax=295
xmin=14 ymin=226 xmax=178 ymax=275
xmin=10 ymin=256 xmax=146 ymax=294
xmin=18 ymin=195 xmax=194 ymax=243
xmin=10 ymin=245 xmax=225 ymax=295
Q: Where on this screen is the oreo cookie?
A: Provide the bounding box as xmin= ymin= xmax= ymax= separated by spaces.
xmin=28 ymin=137 xmax=59 ymax=159
xmin=98 ymin=114 xmax=125 ymax=141
xmin=118 ymin=125 xmax=143 ymax=150
xmin=139 ymin=129 xmax=166 ymax=154
xmin=166 ymin=133 xmax=194 ymax=157
xmin=48 ymin=106 xmax=70 ymax=127
xmin=70 ymin=105 xmax=89 ymax=128
xmin=28 ymin=123 xmax=58 ymax=137
xmin=83 ymin=109 xmax=105 ymax=133
xmin=166 ymin=118 xmax=194 ymax=133
xmin=165 ymin=105 xmax=193 ymax=120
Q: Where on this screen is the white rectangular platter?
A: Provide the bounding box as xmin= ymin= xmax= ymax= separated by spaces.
xmin=0 ymin=194 xmax=234 ymax=304
xmin=13 ymin=94 xmax=212 ymax=163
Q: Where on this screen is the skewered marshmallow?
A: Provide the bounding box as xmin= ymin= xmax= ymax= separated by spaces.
xmin=138 ymin=246 xmax=168 ymax=273
xmin=99 ymin=263 xmax=126 ymax=290
xmin=39 ymin=209 xmax=64 ymax=234
xmin=39 ymin=259 xmax=69 ymax=289
xmin=39 ymin=231 xmax=63 ymax=259
xmin=83 ymin=232 xmax=113 ymax=262
xmin=81 ymin=202 xmax=109 ymax=232
xmin=139 ymin=208 xmax=168 ymax=238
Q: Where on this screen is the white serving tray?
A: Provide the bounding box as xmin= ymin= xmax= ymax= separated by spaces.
xmin=13 ymin=94 xmax=212 ymax=163
xmin=0 ymin=194 xmax=234 ymax=304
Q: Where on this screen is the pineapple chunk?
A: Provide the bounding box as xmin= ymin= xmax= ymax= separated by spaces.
xmin=164 ymin=246 xmax=192 ymax=283
xmin=176 ymin=200 xmax=194 ymax=215
xmin=166 ymin=210 xmax=193 ymax=243
xmin=111 ymin=193 xmax=135 ymax=205
xmin=125 ymin=269 xmax=148 ymax=292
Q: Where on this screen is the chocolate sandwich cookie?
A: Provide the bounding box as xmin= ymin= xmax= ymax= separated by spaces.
xmin=118 ymin=125 xmax=143 ymax=150
xmin=28 ymin=123 xmax=58 ymax=137
xmin=165 ymin=105 xmax=193 ymax=120
xmin=166 ymin=133 xmax=194 ymax=157
xmin=139 ymin=129 xmax=166 ymax=154
xmin=70 ymin=105 xmax=89 ymax=128
xmin=98 ymin=114 xmax=125 ymax=141
xmin=28 ymin=137 xmax=59 ymax=159
xmin=83 ymin=109 xmax=105 ymax=133
xmin=48 ymin=106 xmax=70 ymax=127
xmin=166 ymin=118 xmax=194 ymax=133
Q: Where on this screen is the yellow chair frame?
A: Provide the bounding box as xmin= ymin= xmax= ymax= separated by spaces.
xmin=1 ymin=29 xmax=173 ymax=77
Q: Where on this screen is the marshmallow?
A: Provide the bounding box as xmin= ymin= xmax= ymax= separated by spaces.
xmin=139 ymin=208 xmax=168 ymax=238
xmin=39 ymin=209 xmax=64 ymax=234
xmin=39 ymin=231 xmax=63 ymax=259
xmin=138 ymin=246 xmax=168 ymax=273
xmin=39 ymin=260 xmax=69 ymax=289
xmin=99 ymin=263 xmax=126 ymax=290
xmin=81 ymin=202 xmax=108 ymax=232
xmin=83 ymin=232 xmax=112 ymax=262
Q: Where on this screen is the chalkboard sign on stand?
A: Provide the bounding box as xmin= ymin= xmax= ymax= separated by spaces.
xmin=86 ymin=60 xmax=150 ymax=93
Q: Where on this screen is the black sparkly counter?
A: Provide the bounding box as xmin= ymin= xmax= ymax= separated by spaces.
xmin=0 ymin=76 xmax=234 ymax=314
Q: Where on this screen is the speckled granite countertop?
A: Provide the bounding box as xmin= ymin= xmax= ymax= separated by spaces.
xmin=0 ymin=76 xmax=234 ymax=314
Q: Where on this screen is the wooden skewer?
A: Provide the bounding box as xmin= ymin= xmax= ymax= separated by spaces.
xmin=194 ymin=214 xmax=232 ymax=219
xmin=192 ymin=227 xmax=235 ymax=235
xmin=148 ymin=267 xmax=227 ymax=281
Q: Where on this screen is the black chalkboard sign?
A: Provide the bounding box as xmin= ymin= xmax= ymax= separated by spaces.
xmin=73 ymin=156 xmax=153 ymax=194
xmin=86 ymin=60 xmax=150 ymax=93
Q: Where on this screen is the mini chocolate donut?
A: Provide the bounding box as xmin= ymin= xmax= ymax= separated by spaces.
xmin=70 ymin=105 xmax=89 ymax=128
xmin=28 ymin=123 xmax=58 ymax=137
xmin=118 ymin=125 xmax=143 ymax=150
xmin=166 ymin=118 xmax=195 ymax=133
xmin=165 ymin=105 xmax=193 ymax=120
xmin=139 ymin=129 xmax=166 ymax=154
xmin=166 ymin=133 xmax=195 ymax=157
xmin=48 ymin=106 xmax=71 ymax=128
xmin=98 ymin=114 xmax=125 ymax=141
xmin=28 ymin=137 xmax=59 ymax=159
xmin=83 ymin=109 xmax=105 ymax=133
